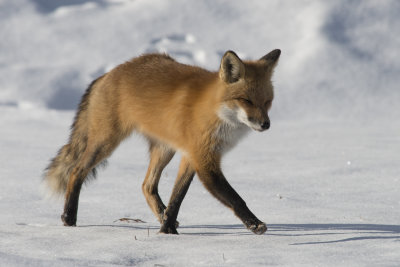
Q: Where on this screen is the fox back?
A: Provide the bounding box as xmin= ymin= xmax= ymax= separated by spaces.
xmin=89 ymin=50 xmax=280 ymax=156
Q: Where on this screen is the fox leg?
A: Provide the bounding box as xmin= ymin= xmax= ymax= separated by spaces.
xmin=62 ymin=165 xmax=89 ymax=226
xmin=142 ymin=142 xmax=175 ymax=224
xmin=196 ymin=163 xmax=267 ymax=235
xmin=160 ymin=157 xmax=195 ymax=234
xmin=62 ymin=140 xmax=120 ymax=226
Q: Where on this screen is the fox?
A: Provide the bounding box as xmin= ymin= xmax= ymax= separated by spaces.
xmin=44 ymin=49 xmax=281 ymax=235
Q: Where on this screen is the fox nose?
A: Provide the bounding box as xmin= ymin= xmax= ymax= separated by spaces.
xmin=261 ymin=121 xmax=270 ymax=130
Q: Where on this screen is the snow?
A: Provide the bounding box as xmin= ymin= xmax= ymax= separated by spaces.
xmin=1 ymin=0 xmax=399 ymax=266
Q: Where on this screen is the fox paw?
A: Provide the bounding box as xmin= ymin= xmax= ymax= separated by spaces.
xmin=159 ymin=224 xmax=178 ymax=234
xmin=61 ymin=213 xmax=76 ymax=226
xmin=247 ymin=222 xmax=267 ymax=235
xmin=160 ymin=212 xmax=179 ymax=228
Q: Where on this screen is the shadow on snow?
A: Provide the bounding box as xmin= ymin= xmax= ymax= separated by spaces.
xmin=78 ymin=223 xmax=400 ymax=243
xmin=31 ymin=0 xmax=111 ymax=14
xmin=267 ymin=224 xmax=400 ymax=245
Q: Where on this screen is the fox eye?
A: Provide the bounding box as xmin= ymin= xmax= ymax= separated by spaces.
xmin=238 ymin=98 xmax=253 ymax=106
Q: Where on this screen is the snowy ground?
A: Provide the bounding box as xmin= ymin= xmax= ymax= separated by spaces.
xmin=1 ymin=107 xmax=399 ymax=266
xmin=1 ymin=0 xmax=399 ymax=266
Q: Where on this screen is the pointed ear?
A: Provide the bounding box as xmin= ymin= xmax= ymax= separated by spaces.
xmin=260 ymin=49 xmax=281 ymax=69
xmin=219 ymin=50 xmax=245 ymax=83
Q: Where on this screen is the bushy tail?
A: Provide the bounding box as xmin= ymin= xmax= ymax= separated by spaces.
xmin=43 ymin=77 xmax=101 ymax=195
xmin=44 ymin=143 xmax=81 ymax=194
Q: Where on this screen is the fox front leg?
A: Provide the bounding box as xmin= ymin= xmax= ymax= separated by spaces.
xmin=159 ymin=157 xmax=195 ymax=234
xmin=197 ymin=167 xmax=267 ymax=235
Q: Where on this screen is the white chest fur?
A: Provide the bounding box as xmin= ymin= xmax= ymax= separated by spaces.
xmin=215 ymin=104 xmax=250 ymax=153
xmin=215 ymin=123 xmax=250 ymax=153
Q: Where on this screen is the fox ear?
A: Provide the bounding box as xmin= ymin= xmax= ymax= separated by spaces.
xmin=260 ymin=49 xmax=281 ymax=69
xmin=219 ymin=51 xmax=245 ymax=83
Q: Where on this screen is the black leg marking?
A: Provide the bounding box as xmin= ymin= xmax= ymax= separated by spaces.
xmin=160 ymin=160 xmax=195 ymax=234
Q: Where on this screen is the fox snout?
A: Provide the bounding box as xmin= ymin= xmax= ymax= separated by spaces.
xmin=248 ymin=116 xmax=270 ymax=131
xmin=236 ymin=108 xmax=270 ymax=132
xmin=261 ymin=120 xmax=270 ymax=130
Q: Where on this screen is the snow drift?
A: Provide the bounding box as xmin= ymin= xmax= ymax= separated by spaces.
xmin=1 ymin=0 xmax=399 ymax=119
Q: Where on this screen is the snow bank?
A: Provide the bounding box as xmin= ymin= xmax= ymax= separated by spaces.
xmin=1 ymin=0 xmax=399 ymax=118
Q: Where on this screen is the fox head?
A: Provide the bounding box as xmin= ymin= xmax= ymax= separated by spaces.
xmin=218 ymin=49 xmax=280 ymax=132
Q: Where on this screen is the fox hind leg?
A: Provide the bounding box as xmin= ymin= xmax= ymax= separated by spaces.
xmin=62 ymin=140 xmax=120 ymax=226
xmin=142 ymin=141 xmax=175 ymax=225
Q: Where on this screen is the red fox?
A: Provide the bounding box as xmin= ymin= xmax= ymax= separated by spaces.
xmin=44 ymin=49 xmax=281 ymax=234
